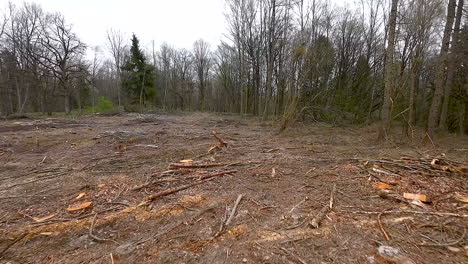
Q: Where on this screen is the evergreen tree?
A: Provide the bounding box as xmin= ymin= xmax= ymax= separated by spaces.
xmin=122 ymin=34 xmax=155 ymax=105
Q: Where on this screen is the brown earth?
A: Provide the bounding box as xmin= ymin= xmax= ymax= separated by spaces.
xmin=0 ymin=112 xmax=467 ymax=264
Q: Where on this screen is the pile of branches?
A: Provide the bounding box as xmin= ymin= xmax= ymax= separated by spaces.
xmin=358 ymin=156 xmax=467 ymax=178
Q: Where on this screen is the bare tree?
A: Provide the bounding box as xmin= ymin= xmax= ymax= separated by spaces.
xmin=172 ymin=48 xmax=193 ymax=109
xmin=106 ymin=28 xmax=126 ymax=107
xmin=378 ymin=0 xmax=399 ymax=140
xmin=39 ymin=13 xmax=86 ymax=113
xmin=193 ymin=39 xmax=211 ymax=110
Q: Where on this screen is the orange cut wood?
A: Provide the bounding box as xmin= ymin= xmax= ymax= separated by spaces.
xmin=454 ymin=194 xmax=468 ymax=203
xmin=403 ymin=193 xmax=428 ymax=202
xmin=179 ymin=159 xmax=193 ymax=163
xmin=67 ymin=201 xmax=93 ymax=211
xmin=372 ymin=182 xmax=392 ymax=190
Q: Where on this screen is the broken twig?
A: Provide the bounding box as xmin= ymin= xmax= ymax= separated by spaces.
xmin=377 ymin=209 xmax=391 ymax=241
xmin=340 ymin=210 xmax=468 ymax=218
xmin=145 ymin=170 xmax=237 ymax=202
xmin=167 ymin=163 xmax=226 ymax=170
xmin=225 ymin=194 xmax=244 ymax=227
xmin=212 ymin=194 xmax=244 ymax=240
xmin=310 ymin=184 xmax=336 ymax=229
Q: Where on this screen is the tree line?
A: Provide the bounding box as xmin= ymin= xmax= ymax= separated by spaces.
xmin=0 ymin=0 xmax=466 ymax=139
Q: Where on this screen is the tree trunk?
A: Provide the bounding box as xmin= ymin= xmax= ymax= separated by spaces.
xmin=407 ymin=55 xmax=421 ymax=135
xmin=438 ymin=0 xmax=464 ymax=130
xmin=64 ymin=81 xmax=71 ymax=114
xmin=378 ymin=0 xmax=399 ymax=140
xmin=64 ymin=92 xmax=71 ymax=114
xmin=427 ymin=0 xmax=456 ymax=137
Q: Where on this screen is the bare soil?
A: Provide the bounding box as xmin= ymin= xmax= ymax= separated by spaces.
xmin=0 ymin=113 xmax=467 ymax=264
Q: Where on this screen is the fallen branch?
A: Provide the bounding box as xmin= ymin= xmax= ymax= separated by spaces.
xmin=211 ymin=194 xmax=244 ymax=241
xmin=225 ymin=194 xmax=244 ymax=227
xmin=145 ymin=170 xmax=237 ymax=202
xmin=310 ymin=184 xmax=336 ymax=229
xmin=340 ymin=210 xmax=468 ymax=218
xmin=212 ymin=131 xmax=227 ymax=147
xmin=377 ymin=209 xmax=391 ymax=241
xmin=289 ymin=197 xmax=309 ymax=214
xmin=132 ymin=178 xmax=180 ymax=191
xmin=167 ymin=163 xmax=226 ymax=170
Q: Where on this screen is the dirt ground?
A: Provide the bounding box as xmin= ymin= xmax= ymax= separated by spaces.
xmin=0 ymin=112 xmax=467 ymax=264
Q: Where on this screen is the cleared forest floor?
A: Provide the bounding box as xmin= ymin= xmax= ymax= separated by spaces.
xmin=0 ymin=112 xmax=467 ymax=264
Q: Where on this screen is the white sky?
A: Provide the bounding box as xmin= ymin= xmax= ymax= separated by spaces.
xmin=0 ymin=0 xmax=356 ymax=54
xmin=0 ymin=0 xmax=227 ymax=51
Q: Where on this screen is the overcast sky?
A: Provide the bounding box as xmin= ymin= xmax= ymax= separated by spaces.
xmin=0 ymin=0 xmax=355 ymax=53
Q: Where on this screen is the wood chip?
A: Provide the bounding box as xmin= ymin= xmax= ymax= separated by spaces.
xmin=32 ymin=214 xmax=56 ymax=222
xmin=372 ymin=182 xmax=392 ymax=190
xmin=454 ymin=194 xmax=468 ymax=203
xmin=403 ymin=193 xmax=428 ymax=202
xmin=67 ymin=201 xmax=93 ymax=211
xmin=75 ymin=192 xmax=86 ymax=200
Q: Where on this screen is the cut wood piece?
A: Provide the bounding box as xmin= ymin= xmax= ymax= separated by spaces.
xmin=75 ymin=192 xmax=86 ymax=200
xmin=454 ymin=193 xmax=468 ymax=203
xmin=67 ymin=201 xmax=93 ymax=211
xmin=372 ymin=182 xmax=392 ymax=190
xmin=403 ymin=193 xmax=429 ymax=202
xmin=179 ymin=159 xmax=193 ymax=163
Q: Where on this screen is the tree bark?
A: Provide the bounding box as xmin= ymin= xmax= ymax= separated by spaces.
xmin=438 ymin=0 xmax=464 ymax=130
xmin=378 ymin=0 xmax=399 ymax=140
xmin=408 ymin=58 xmax=420 ymax=129
xmin=427 ymin=0 xmax=456 ymax=137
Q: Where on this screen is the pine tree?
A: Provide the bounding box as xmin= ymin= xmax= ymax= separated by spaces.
xmin=122 ymin=34 xmax=155 ymax=106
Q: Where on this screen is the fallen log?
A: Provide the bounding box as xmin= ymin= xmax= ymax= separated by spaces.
xmin=145 ymin=170 xmax=237 ymax=201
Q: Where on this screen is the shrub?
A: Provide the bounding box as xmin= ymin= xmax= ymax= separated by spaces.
xmin=85 ymin=96 xmax=115 ymax=113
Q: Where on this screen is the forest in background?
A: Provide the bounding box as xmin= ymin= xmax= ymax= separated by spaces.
xmin=0 ymin=0 xmax=467 ymax=139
